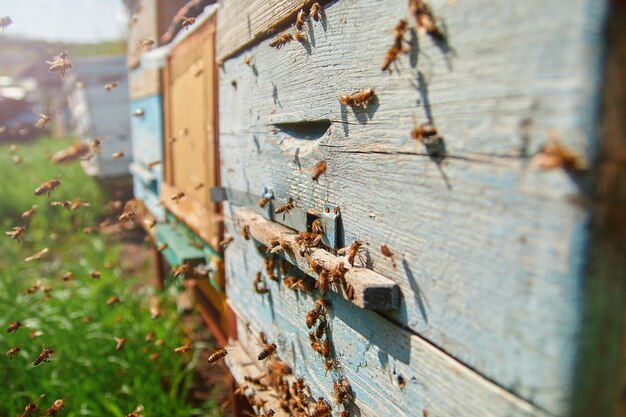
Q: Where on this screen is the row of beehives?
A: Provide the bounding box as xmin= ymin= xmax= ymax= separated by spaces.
xmin=128 ymin=0 xmax=605 ymax=416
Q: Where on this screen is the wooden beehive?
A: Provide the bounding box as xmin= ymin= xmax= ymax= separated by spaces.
xmin=214 ymin=0 xmax=626 ymax=416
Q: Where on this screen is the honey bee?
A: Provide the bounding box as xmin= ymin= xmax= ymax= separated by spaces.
xmin=6 ymin=346 xmax=20 ymax=359
xmin=143 ymin=218 xmax=157 ymax=229
xmin=312 ymin=160 xmax=327 ymax=181
xmin=270 ymin=32 xmax=294 ymax=49
xmin=126 ymin=413 xmax=143 ymax=417
xmin=194 ymin=182 xmax=204 ymax=190
xmin=107 ymin=296 xmax=121 ymax=305
xmin=171 ymin=191 xmax=185 ymax=203
xmin=220 ymin=235 xmax=234 ymax=249
xmin=397 ymin=374 xmax=406 ymax=390
xmin=140 ymin=37 xmax=155 ymax=48
xmin=24 ymin=247 xmax=49 ymax=262
xmin=380 ymin=244 xmax=397 ymax=269
xmin=148 ymin=160 xmax=161 ymax=168
xmin=35 ymin=177 xmax=61 ymax=197
xmin=275 ymin=198 xmax=296 ymax=215
xmin=258 ymin=196 xmax=272 ymax=208
xmin=61 ymin=271 xmax=73 ymax=281
xmin=411 ymin=118 xmax=438 ymax=144
xmin=207 ymin=348 xmax=228 ymax=365
xmin=333 ymin=378 xmax=353 ymax=404
xmin=107 ymin=199 xmax=124 ymax=213
xmin=311 ymin=397 xmax=332 ymax=417
xmin=241 ymin=224 xmax=251 ymax=240
xmin=337 ymin=240 xmax=364 ymax=267
xmin=172 ymin=264 xmax=189 ymax=278
xmin=114 ymin=337 xmax=126 ymax=351
xmin=316 ymin=317 xmax=327 ymax=339
xmin=181 ymin=16 xmax=195 ymax=29
xmin=409 ymin=0 xmax=445 ymax=40
xmin=43 ymin=399 xmax=65 ymax=417
xmin=296 ymin=9 xmax=307 ymax=30
xmin=330 ymin=261 xmax=347 ymax=286
xmin=47 ymin=55 xmax=72 ymax=78
xmin=21 ymin=205 xmax=37 ymax=219
xmin=295 ymin=232 xmax=322 ymax=255
xmin=254 ymin=272 xmax=270 ymax=294
xmin=294 ymin=30 xmax=307 ymax=42
xmin=90 ymin=270 xmax=101 ymax=279
xmin=258 ymin=343 xmax=277 ymax=361
xmin=534 ymin=132 xmax=584 ymax=171
xmin=310 ymin=3 xmax=321 ymax=21
xmin=339 ymin=88 xmax=375 ymax=108
xmin=34 ymin=347 xmax=55 ymax=366
xmin=36 ymin=114 xmax=52 ymax=127
xmin=12 ymin=155 xmax=23 ymax=164
xmin=244 ymin=375 xmax=268 ymax=389
xmin=157 ymin=243 xmax=168 ymax=252
xmin=268 ymin=359 xmax=292 ymax=375
xmin=19 ymin=395 xmax=45 ymax=417
xmin=50 ymin=200 xmax=71 ymax=210
xmin=90 ymin=137 xmax=103 ymax=154
xmin=311 ymin=218 xmax=324 ymax=235
xmin=0 ymin=16 xmax=13 ymax=31
xmin=290 ymin=280 xmax=313 ymax=293
xmin=267 ymin=235 xmax=288 ymax=254
xmin=112 ymin=151 xmax=125 ymax=159
xmin=324 ymin=359 xmax=335 ymax=371
xmin=133 ymin=108 xmax=144 ymax=117
xmin=174 ymin=343 xmax=193 ymax=354
xmin=317 ymin=269 xmax=331 ymax=293
xmin=265 ymin=254 xmax=278 ymax=281
xmin=306 ymin=302 xmax=325 ymax=328
xmin=118 ymin=200 xmax=137 ymax=222
xmin=149 ymin=352 xmax=160 ymax=361
xmin=5 ymin=225 xmax=26 ymax=242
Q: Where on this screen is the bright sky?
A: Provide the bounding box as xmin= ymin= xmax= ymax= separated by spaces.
xmin=0 ymin=0 xmax=128 ymax=42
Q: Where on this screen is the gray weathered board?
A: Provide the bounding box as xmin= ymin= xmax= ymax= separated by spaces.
xmin=216 ymin=0 xmax=617 ymax=415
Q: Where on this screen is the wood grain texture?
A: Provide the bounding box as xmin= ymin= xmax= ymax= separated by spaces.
xmin=216 ymin=0 xmax=325 ymax=62
xmin=235 ymin=207 xmax=400 ymax=310
xmin=224 ymin=246 xmax=548 ymax=417
xmin=217 ymin=0 xmax=609 ymax=413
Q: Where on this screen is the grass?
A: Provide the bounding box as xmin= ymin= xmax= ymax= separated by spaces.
xmin=0 ymin=137 xmax=220 ymax=417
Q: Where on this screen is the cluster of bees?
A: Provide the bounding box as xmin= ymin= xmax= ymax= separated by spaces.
xmin=268 ymin=2 xmax=321 ymax=49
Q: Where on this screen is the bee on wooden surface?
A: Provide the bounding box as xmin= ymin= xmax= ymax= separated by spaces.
xmin=112 ymin=151 xmax=125 ymax=159
xmin=148 ymin=159 xmax=161 ymax=168
xmin=380 ymin=244 xmax=397 ymax=269
xmin=392 ymin=19 xmax=409 ymax=49
xmin=268 ymin=359 xmax=293 ymax=376
xmin=330 ymin=261 xmax=347 ymax=285
xmin=311 ymin=160 xmax=327 ymax=181
xmin=47 ymin=55 xmax=72 ymax=78
xmin=34 ymin=347 xmax=55 ymax=366
xmin=220 ymin=235 xmax=234 ymax=249
xmin=24 ymin=247 xmax=49 ymax=262
xmin=35 ymin=177 xmax=61 ymax=197
xmin=194 ymin=182 xmax=204 ymax=190
xmin=339 ymin=88 xmax=375 ymax=108
xmin=90 ymin=270 xmax=101 ymax=279
xmin=334 ymin=378 xmax=353 ymax=405
xmin=254 ymin=272 xmax=270 ymax=294
xmin=171 ymin=191 xmax=185 ymax=204
xmin=43 ymin=399 xmax=65 ymax=417
xmin=181 ymin=16 xmax=195 ymax=29
xmin=241 ymin=224 xmax=251 ymax=240
xmin=157 ymin=243 xmax=168 ymax=252
xmin=6 ymin=346 xmax=20 ymax=359
xmin=172 ymin=264 xmax=189 ymax=278
xmin=140 ymin=37 xmax=155 ymax=48
xmin=338 ymin=240 xmax=364 ymax=267
xmin=19 ymin=395 xmax=45 ymax=417
xmin=397 ymin=374 xmax=406 ymax=390
xmin=36 ymin=114 xmax=52 ymax=128
xmin=294 ymin=30 xmax=307 ymax=42
xmin=267 ymin=235 xmax=288 ymax=254
xmin=0 ymin=16 xmax=13 ymax=31
xmin=309 ymin=332 xmax=322 ymax=354
xmin=107 ymin=296 xmax=121 ymax=305
xmin=133 ymin=108 xmax=144 ymax=117
xmin=295 ymin=9 xmax=307 ymax=30
xmin=534 ymin=132 xmax=584 ymax=171
xmin=324 ymin=359 xmax=335 ymax=371
xmin=21 ymin=205 xmax=37 ymax=219
xmin=295 ymin=232 xmax=322 ymax=255
xmin=311 ymin=218 xmax=324 ymax=235
xmin=306 ymin=302 xmax=325 ymax=328
xmin=143 ymin=218 xmax=157 ymax=229
xmin=316 ymin=316 xmax=327 ymax=339
xmin=114 ymin=337 xmax=126 ymax=351
xmin=264 ymin=255 xmax=278 ymax=281
xmin=6 ymin=225 xmax=26 ymax=242
xmin=381 ymin=20 xmax=410 ymax=75
xmin=305 ymin=253 xmax=326 ymax=275
xmin=174 ymin=343 xmax=193 ymax=354
xmin=275 ymin=198 xmax=296 ymax=215
xmin=317 ymin=268 xmax=331 ymax=293
xmin=118 ymin=200 xmax=136 ymax=222
xmin=258 ymin=196 xmax=272 ymax=208
xmin=411 ymin=118 xmax=438 ymax=144
xmin=310 ymin=3 xmax=321 ymax=21
xmin=207 ymin=348 xmax=228 ymax=366
xmin=320 ymin=338 xmax=331 ymax=357
xmin=290 ymin=280 xmax=313 ymax=293
xmin=311 ymin=397 xmax=332 ymax=417
xmin=270 ymin=32 xmax=293 ymax=49
xmin=149 ymin=352 xmax=160 ymax=361
xmin=409 ymin=0 xmax=445 ymax=40
xmin=258 ymin=343 xmax=277 ymax=361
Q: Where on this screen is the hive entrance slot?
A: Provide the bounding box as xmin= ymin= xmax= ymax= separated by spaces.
xmin=273 ymin=120 xmax=331 ymax=141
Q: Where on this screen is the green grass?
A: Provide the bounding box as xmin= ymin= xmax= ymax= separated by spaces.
xmin=0 ymin=137 xmax=220 ymax=417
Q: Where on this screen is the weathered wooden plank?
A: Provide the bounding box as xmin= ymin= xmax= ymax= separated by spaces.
xmin=224 ymin=240 xmax=548 ymax=417
xmin=234 ymin=207 xmax=400 ymax=310
xmin=217 ymin=0 xmax=609 ymax=413
xmin=216 ymin=0 xmax=324 ymax=62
